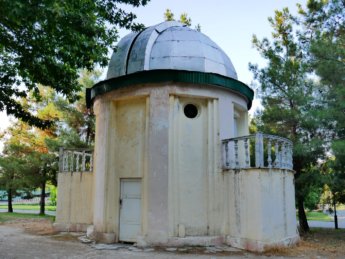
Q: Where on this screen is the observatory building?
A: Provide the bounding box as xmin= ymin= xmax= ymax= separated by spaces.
xmin=55 ymin=21 xmax=299 ymax=252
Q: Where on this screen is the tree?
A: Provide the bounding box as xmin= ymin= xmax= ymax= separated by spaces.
xmin=0 ymin=121 xmax=56 ymax=214
xmin=320 ymin=158 xmax=345 ymax=229
xmin=179 ymin=13 xmax=192 ymax=27
xmin=300 ymin=0 xmax=345 ymax=143
xmin=299 ymin=0 xmax=345 ymax=229
xmin=164 ymin=9 xmax=175 ymax=21
xmin=24 ymin=152 xmax=58 ymax=215
xmin=0 ymin=153 xmax=26 ymax=212
xmin=0 ymin=70 xmax=99 ymax=214
xmin=249 ymin=8 xmax=324 ymax=233
xmin=0 ymin=0 xmax=149 ymax=128
xmin=164 ymin=9 xmax=200 ymax=30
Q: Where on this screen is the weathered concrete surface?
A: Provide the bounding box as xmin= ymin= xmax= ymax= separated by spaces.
xmin=56 ymin=83 xmax=298 ymax=250
xmin=54 ymin=172 xmax=93 ymax=232
xmin=224 ymin=168 xmax=299 ymax=251
xmin=89 ymin=83 xmax=251 ymax=246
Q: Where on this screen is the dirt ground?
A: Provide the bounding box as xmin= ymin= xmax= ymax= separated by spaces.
xmin=1 ymin=218 xmax=345 ymax=259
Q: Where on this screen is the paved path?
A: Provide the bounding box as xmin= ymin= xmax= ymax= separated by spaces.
xmin=308 ymin=220 xmax=344 ymax=228
xmin=308 ymin=210 xmax=345 ymax=229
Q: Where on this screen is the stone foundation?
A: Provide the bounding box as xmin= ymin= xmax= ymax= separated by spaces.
xmin=226 ymin=235 xmax=300 ymax=252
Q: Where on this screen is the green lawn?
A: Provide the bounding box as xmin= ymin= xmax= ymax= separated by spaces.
xmin=0 ymin=204 xmax=56 ymax=211
xmin=0 ymin=212 xmax=54 ymax=223
xmin=306 ymin=211 xmax=333 ymax=222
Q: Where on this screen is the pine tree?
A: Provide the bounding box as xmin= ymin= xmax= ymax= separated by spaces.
xmin=250 ymin=8 xmax=324 ymax=233
xmin=300 ymin=0 xmax=345 ymax=227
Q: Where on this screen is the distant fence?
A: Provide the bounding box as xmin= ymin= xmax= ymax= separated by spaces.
xmin=10 ymin=197 xmax=49 ymax=204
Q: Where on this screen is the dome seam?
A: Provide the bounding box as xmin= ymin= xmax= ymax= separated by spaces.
xmin=125 ymin=30 xmax=144 ymax=75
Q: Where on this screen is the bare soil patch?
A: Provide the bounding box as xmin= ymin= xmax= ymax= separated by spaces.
xmin=3 ymin=218 xmax=57 ymax=235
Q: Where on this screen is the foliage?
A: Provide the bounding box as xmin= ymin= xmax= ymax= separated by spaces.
xmin=179 ymin=13 xmax=192 ymax=27
xmin=49 ymin=185 xmax=57 ymax=206
xmin=301 ymin=0 xmax=345 ymax=141
xmin=0 ymin=153 xmax=27 ymax=212
xmin=319 ymin=159 xmax=345 ymax=216
xmin=164 ymin=9 xmax=175 ymax=21
xmin=250 ymin=7 xmax=325 ymax=233
xmin=0 ymin=0 xmax=149 ymax=128
xmin=304 ymin=186 xmax=323 ymax=210
xmin=164 ymin=9 xmax=200 ymax=31
xmin=0 ymin=154 xmax=27 ymax=191
xmin=0 ymin=70 xmax=99 ymax=213
xmin=252 ymin=0 xmax=345 ymax=232
xmin=299 ymin=0 xmax=345 ymax=225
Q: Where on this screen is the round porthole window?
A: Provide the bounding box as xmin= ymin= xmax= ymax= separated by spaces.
xmin=184 ymin=104 xmax=199 ymax=119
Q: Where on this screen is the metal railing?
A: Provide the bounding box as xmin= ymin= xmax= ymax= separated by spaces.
xmin=59 ymin=148 xmax=93 ymax=173
xmin=222 ymin=132 xmax=293 ymax=170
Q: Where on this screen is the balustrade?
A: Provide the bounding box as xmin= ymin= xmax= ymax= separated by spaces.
xmin=222 ymin=133 xmax=293 ymax=170
xmin=59 ymin=148 xmax=93 ymax=173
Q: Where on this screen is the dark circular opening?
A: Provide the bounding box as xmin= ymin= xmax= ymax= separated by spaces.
xmin=184 ymin=104 xmax=199 ymax=119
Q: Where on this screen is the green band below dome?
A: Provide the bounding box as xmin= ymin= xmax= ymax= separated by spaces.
xmin=87 ymin=70 xmax=254 ymax=109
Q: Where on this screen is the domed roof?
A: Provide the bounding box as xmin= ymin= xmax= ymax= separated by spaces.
xmin=107 ymin=21 xmax=238 ymax=80
xmin=87 ymin=21 xmax=254 ymax=110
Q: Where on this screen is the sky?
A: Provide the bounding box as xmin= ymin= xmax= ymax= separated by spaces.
xmin=0 ymin=0 xmax=304 ymax=151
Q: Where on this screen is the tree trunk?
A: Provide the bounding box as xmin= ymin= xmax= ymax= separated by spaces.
xmin=297 ymin=196 xmax=309 ymax=233
xmin=7 ymin=188 xmax=13 ymax=213
xmin=333 ymin=198 xmax=338 ymax=229
xmin=39 ymin=181 xmax=46 ymax=215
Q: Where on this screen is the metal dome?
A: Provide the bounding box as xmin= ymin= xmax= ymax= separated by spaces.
xmin=107 ymin=21 xmax=238 ymax=80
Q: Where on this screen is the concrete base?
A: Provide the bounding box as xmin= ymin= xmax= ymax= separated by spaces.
xmin=166 ymin=236 xmax=225 ymax=247
xmin=136 ymin=235 xmax=224 ymax=247
xmin=53 ymin=222 xmax=90 ymax=232
xmin=226 ymin=235 xmax=300 ymax=252
xmin=53 ymin=223 xmax=299 ymax=253
xmin=93 ymin=232 xmax=117 ymax=244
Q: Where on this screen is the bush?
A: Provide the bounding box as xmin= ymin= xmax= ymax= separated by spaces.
xmin=49 ymin=186 xmax=57 ymax=206
xmin=305 ymin=188 xmax=322 ymax=211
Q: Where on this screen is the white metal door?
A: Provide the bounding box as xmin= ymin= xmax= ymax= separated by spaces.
xmin=119 ymin=179 xmax=142 ymax=242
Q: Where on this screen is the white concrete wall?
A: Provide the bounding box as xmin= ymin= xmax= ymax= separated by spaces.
xmin=168 ymin=96 xmax=210 ymax=237
xmin=92 ymin=83 xmax=247 ymax=244
xmin=93 ymin=96 xmax=148 ymax=243
xmin=225 ymin=168 xmax=299 ymax=251
xmin=90 ymin=82 xmax=298 ymax=251
xmin=55 ymin=172 xmax=94 ymax=232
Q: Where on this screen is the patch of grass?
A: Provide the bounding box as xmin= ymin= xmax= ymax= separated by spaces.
xmin=0 ymin=212 xmax=54 ymax=223
xmin=0 ymin=204 xmax=56 ymax=211
xmin=306 ymin=211 xmax=332 ymax=222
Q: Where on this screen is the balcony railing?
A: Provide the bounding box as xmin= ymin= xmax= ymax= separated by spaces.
xmin=222 ymin=133 xmax=293 ymax=170
xmin=59 ymin=148 xmax=93 ymax=173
